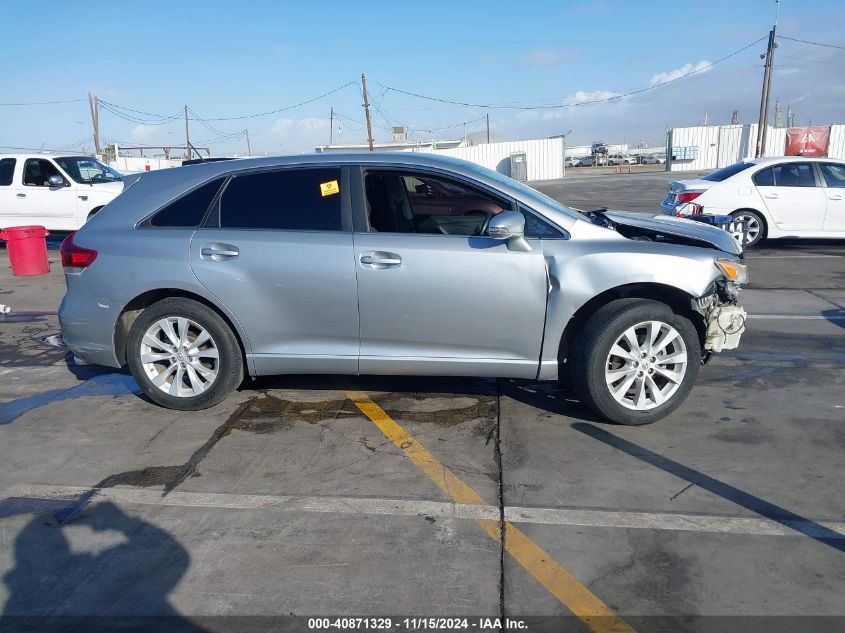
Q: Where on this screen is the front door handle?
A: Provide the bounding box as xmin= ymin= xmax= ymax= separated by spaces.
xmin=764 ymin=193 xmax=779 ymax=199
xmin=16 ymin=193 xmax=26 ymax=198
xmin=200 ymin=243 xmax=239 ymax=261
xmin=360 ymin=252 xmax=402 ymax=267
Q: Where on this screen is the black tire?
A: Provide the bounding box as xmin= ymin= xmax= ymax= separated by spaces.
xmin=127 ymin=297 xmax=244 ymax=411
xmin=730 ymin=209 xmax=765 ymax=248
xmin=86 ymin=207 xmax=102 ymax=223
xmin=568 ymin=299 xmax=701 ymax=425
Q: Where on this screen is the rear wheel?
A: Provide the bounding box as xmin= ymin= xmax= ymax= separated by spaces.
xmin=569 ymin=299 xmax=701 ymax=425
xmin=730 ymin=209 xmax=765 ymax=248
xmin=127 ymin=298 xmax=243 ymax=410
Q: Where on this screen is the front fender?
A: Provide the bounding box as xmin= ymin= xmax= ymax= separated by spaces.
xmin=538 ymin=241 xmax=722 ymax=379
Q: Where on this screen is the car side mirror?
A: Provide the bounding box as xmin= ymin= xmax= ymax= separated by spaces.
xmin=487 ymin=211 xmax=531 ymax=251
xmin=48 ymin=175 xmax=67 ymax=187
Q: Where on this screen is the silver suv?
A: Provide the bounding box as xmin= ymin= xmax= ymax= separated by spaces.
xmin=59 ymin=153 xmax=747 ymax=425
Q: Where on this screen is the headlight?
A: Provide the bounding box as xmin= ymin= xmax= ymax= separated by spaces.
xmin=715 ymin=258 xmax=748 ymax=284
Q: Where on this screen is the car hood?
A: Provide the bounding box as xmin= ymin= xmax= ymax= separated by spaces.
xmin=600 ymin=210 xmax=742 ymax=256
xmin=84 ymin=180 xmax=125 ymax=194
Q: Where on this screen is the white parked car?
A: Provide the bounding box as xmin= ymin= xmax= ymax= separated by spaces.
xmin=661 ymin=157 xmax=845 ymax=247
xmin=580 ymin=155 xmax=607 ymax=167
xmin=564 ymin=156 xmax=582 ymax=167
xmin=608 ymin=154 xmax=637 ymax=165
xmin=0 ymin=154 xmax=124 ymax=231
xmin=641 ymin=154 xmax=666 ymax=165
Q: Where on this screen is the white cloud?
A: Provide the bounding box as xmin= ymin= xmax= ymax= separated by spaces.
xmin=297 ymin=117 xmax=330 ymax=131
xmin=649 ymin=60 xmax=712 ymax=86
xmin=522 ymin=48 xmax=579 ymax=68
xmin=130 ymin=124 xmax=156 ymax=141
xmin=270 ymin=118 xmax=294 ymax=135
xmin=563 ymin=90 xmax=623 ymax=105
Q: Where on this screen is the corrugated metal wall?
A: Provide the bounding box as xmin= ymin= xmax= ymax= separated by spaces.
xmin=411 ymin=138 xmax=565 ymax=181
xmin=669 ymin=124 xmax=845 ymax=171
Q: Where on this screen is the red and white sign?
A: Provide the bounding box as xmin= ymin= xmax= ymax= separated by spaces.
xmin=784 ymin=126 xmax=830 ymax=157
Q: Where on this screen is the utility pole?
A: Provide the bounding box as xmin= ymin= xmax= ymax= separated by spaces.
xmin=184 ymin=105 xmax=191 ymax=160
xmin=361 ymin=74 xmax=374 ymax=151
xmin=486 ymin=113 xmax=490 ymax=144
xmin=330 ymin=107 xmax=334 ymax=146
xmin=755 ymin=26 xmax=778 ymax=157
xmin=787 ymin=104 xmax=794 ymax=127
xmin=88 ymin=92 xmax=101 ymax=155
xmin=245 ymin=129 xmax=251 ymax=156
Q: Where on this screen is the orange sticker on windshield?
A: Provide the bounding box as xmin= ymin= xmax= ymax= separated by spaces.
xmin=320 ymin=180 xmax=340 ymax=196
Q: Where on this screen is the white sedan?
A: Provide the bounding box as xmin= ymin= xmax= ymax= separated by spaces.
xmin=661 ymin=157 xmax=845 ymax=247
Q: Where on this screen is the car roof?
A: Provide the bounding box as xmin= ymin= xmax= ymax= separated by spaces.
xmin=750 ymin=156 xmax=843 ymax=165
xmin=0 ymin=153 xmax=92 ymax=160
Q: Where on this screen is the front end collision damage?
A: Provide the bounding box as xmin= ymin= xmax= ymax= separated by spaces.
xmin=695 ymin=278 xmax=747 ymax=357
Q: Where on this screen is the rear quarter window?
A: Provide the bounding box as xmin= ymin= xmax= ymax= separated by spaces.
xmin=149 ymin=178 xmax=225 ymax=227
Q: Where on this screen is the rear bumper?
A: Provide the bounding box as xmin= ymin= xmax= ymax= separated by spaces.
xmin=58 ymin=287 xmax=122 ymax=369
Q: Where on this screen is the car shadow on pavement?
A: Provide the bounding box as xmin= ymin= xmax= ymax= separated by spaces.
xmin=823 ymin=308 xmax=845 ymax=331
xmin=571 ymin=422 xmax=845 ymax=553
xmin=499 ymin=378 xmax=611 ymax=424
xmin=0 ymin=497 xmax=207 ymax=631
xmin=246 ymin=373 xmax=500 ymax=397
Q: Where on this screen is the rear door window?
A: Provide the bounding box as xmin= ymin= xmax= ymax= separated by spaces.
xmin=770 ymin=162 xmax=816 ymax=187
xmin=219 ymin=168 xmax=342 ymax=231
xmin=0 ymin=158 xmax=15 ymax=186
xmin=150 ymin=178 xmax=225 ymax=227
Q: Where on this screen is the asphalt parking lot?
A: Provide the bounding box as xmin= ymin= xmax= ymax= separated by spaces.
xmin=1 ymin=172 xmax=844 ymax=632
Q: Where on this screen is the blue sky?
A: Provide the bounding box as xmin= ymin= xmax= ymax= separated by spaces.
xmin=2 ymin=0 xmax=844 ymax=155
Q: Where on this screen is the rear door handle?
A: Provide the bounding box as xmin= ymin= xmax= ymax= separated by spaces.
xmin=200 ymin=243 xmax=239 ymax=261
xmin=829 ymin=194 xmax=843 ymax=201
xmin=764 ymin=193 xmax=779 ymax=199
xmin=16 ymin=193 xmax=26 ymax=198
xmin=360 ymin=252 xmax=402 ymax=267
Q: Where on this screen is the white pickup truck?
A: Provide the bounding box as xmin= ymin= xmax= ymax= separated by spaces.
xmin=0 ymin=153 xmax=124 ymax=231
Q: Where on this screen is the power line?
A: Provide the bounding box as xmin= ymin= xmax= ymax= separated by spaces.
xmin=376 ymin=36 xmax=767 ymax=110
xmin=779 ymin=35 xmax=845 ymax=50
xmin=192 ymin=81 xmax=358 ymax=121
xmin=0 ymin=98 xmax=86 ymax=106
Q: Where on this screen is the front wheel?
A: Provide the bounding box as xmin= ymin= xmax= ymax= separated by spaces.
xmin=569 ymin=299 xmax=701 ymax=425
xmin=127 ymin=298 xmax=244 ymax=410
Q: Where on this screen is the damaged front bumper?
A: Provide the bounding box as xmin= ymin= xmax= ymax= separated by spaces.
xmin=697 ymin=280 xmax=747 ymax=354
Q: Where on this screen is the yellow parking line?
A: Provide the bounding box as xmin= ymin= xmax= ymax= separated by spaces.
xmin=347 ymin=391 xmax=636 ymax=633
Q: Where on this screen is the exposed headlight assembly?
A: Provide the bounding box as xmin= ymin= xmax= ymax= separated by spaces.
xmin=714 ymin=258 xmax=748 ymax=284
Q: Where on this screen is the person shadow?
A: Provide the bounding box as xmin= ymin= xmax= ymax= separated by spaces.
xmin=0 ymin=497 xmax=207 ymax=632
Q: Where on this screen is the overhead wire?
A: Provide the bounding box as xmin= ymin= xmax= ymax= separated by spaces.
xmin=375 ymin=36 xmax=768 ymax=110
xmin=779 ymin=35 xmax=845 ymax=51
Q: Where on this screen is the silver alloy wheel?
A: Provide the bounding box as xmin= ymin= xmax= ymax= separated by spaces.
xmin=140 ymin=317 xmax=220 ymax=397
xmin=732 ymin=213 xmax=761 ymax=245
xmin=604 ymin=320 xmax=688 ymax=411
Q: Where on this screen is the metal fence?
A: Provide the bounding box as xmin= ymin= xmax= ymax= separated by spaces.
xmin=667 ymin=123 xmax=845 ymax=172
xmin=410 ymin=138 xmax=565 ymax=181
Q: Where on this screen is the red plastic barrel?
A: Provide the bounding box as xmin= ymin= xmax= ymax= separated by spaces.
xmin=0 ymin=225 xmax=50 ymax=276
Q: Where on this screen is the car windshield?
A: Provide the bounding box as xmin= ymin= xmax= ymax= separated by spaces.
xmin=465 ymin=163 xmax=581 ymax=219
xmin=701 ymin=161 xmax=754 ymax=182
xmin=54 ymin=156 xmax=123 ymax=184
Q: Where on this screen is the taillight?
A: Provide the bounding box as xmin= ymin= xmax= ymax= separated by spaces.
xmin=677 ymin=191 xmax=703 ymax=203
xmin=60 ymin=231 xmax=98 ymax=268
